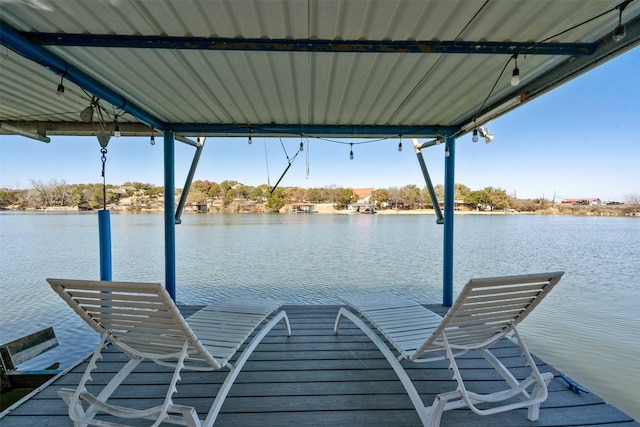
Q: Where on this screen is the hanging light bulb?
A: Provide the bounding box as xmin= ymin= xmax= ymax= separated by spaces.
xmin=248 ymin=133 xmax=252 ymax=144
xmin=349 ymin=143 xmax=354 ymax=160
xmin=472 ymin=129 xmax=479 ymax=142
xmin=398 ymin=141 xmax=402 ymax=152
xmin=445 ymin=147 xmax=450 ymax=157
xmin=300 ymin=141 xmax=304 ymax=152
xmin=114 ymin=120 xmax=121 ymax=138
xmin=613 ymin=24 xmax=626 ymax=41
xmin=511 ymin=67 xmax=520 ymax=86
xmin=510 ymin=55 xmax=520 ymax=86
xmin=56 ymin=75 xmax=65 ymax=99
xmin=150 ymin=134 xmax=155 ymax=145
xmin=613 ymin=2 xmax=628 ymax=42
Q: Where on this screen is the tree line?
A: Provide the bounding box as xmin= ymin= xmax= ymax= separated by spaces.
xmin=0 ymin=179 xmax=162 ymax=211
xmin=1 ymin=178 xmax=527 ymax=212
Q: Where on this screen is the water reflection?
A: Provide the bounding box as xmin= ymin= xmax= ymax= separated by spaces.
xmin=0 ymin=212 xmax=638 ymax=420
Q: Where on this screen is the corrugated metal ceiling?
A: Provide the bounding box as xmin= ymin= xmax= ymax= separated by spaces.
xmin=1 ymin=0 xmax=639 ymax=138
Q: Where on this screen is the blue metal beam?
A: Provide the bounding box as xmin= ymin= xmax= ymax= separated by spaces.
xmin=22 ymin=32 xmax=596 ymax=56
xmin=168 ymin=124 xmax=459 ymax=138
xmin=164 ymin=131 xmax=176 ymax=301
xmin=0 ymin=21 xmax=164 ymax=131
xmin=442 ymin=136 xmax=456 ymax=307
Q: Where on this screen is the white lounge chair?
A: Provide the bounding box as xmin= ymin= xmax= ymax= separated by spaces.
xmin=334 ymin=271 xmax=564 ymax=426
xmin=48 ymin=278 xmax=291 ymax=427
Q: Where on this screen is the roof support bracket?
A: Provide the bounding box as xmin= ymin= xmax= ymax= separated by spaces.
xmin=175 ymin=137 xmax=205 ymax=224
xmin=412 ymin=138 xmax=444 ymax=224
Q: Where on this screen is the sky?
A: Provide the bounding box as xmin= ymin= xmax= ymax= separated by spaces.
xmin=1 ymin=47 xmax=638 ymax=202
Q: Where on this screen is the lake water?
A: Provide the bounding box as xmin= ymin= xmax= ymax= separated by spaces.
xmin=1 ymin=212 xmax=638 ymax=420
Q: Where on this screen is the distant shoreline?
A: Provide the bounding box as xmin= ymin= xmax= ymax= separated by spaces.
xmin=3 ymin=204 xmax=637 ymax=217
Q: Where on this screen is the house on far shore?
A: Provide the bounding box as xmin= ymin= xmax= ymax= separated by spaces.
xmin=353 ymin=188 xmax=374 ymax=203
xmin=561 ymin=198 xmax=602 ymax=206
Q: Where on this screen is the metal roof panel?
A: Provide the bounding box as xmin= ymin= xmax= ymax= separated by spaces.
xmin=1 ymin=0 xmax=638 ymax=138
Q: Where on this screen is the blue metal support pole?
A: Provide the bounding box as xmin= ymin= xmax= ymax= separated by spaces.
xmin=175 ymin=138 xmax=205 ymax=224
xmin=442 ymin=137 xmax=456 ymax=307
xmin=412 ymin=139 xmax=444 ymax=224
xmin=98 ymin=209 xmax=112 ymax=281
xmin=164 ymin=131 xmax=176 ymax=301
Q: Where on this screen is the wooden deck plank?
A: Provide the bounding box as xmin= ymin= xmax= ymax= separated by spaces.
xmin=1 ymin=304 xmax=636 ymax=426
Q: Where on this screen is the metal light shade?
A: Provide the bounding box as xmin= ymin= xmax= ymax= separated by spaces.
xmin=97 ymin=131 xmax=110 ymax=147
xmin=80 ymin=106 xmax=94 ymax=122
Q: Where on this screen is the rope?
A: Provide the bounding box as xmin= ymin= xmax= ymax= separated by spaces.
xmin=100 ymin=147 xmax=107 ymax=210
xmin=263 ymin=138 xmax=271 ymax=189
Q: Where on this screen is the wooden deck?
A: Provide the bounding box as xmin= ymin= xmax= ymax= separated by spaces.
xmin=1 ymin=304 xmax=637 ymax=426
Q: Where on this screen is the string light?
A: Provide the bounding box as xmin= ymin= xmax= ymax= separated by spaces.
xmin=613 ymin=1 xmax=629 ymax=42
xmin=472 ymin=128 xmax=479 ymax=142
xmin=56 ymin=74 xmax=65 ymax=99
xmin=398 ymin=140 xmax=403 ymax=152
xmin=299 ymin=141 xmax=304 ymax=152
xmin=114 ymin=119 xmax=121 ymax=137
xmin=510 ymin=55 xmax=520 ymax=86
xmin=349 ymin=143 xmax=354 ymax=160
xmin=150 ymin=134 xmax=155 ymax=145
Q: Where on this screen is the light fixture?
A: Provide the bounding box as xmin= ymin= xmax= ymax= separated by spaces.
xmin=80 ymin=105 xmax=94 ymax=122
xmin=349 ymin=143 xmax=354 ymax=160
xmin=477 ymin=127 xmax=494 ymax=144
xmin=114 ymin=120 xmax=121 ymax=138
xmin=97 ymin=131 xmax=110 ymax=148
xmin=613 ymin=1 xmax=629 ymax=42
xmin=445 ymin=147 xmax=450 ymax=157
xmin=613 ymin=25 xmax=626 ymax=41
xmin=150 ymin=134 xmax=155 ymax=145
xmin=472 ymin=128 xmax=479 ymax=142
xmin=56 ymin=74 xmax=65 ymax=99
xmin=398 ymin=141 xmax=403 ymax=152
xmin=510 ymin=55 xmax=520 ymax=87
xmin=300 ymin=141 xmax=304 ymax=152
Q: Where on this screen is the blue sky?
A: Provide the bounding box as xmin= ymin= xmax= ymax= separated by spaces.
xmin=1 ymin=47 xmax=638 ymax=202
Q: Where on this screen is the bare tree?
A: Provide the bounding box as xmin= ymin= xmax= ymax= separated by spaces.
xmin=625 ymin=193 xmax=640 ymax=205
xmin=625 ymin=193 xmax=640 ymax=213
xmin=30 ymin=179 xmax=53 ymax=207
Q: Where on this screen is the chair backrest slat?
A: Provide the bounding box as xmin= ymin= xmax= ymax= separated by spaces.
xmin=413 ymin=272 xmax=563 ymax=358
xmin=48 ymin=278 xmax=221 ymax=369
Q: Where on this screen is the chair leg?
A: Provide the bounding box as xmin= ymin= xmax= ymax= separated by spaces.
xmin=58 ymin=388 xmax=87 ymax=427
xmin=151 ymin=340 xmax=192 ymax=427
xmin=203 ymin=310 xmax=291 ymax=427
xmin=335 ymin=308 xmax=432 ymax=426
xmin=441 ymin=327 xmax=551 ymax=421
